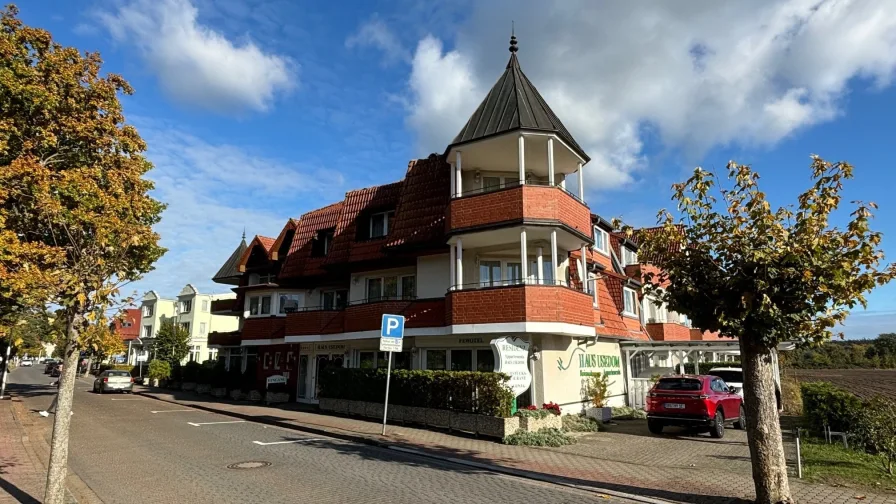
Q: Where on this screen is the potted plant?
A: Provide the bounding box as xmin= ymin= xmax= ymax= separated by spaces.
xmin=584 ymin=372 xmax=613 ymax=422
xmin=147 ymin=360 xmax=171 ymax=388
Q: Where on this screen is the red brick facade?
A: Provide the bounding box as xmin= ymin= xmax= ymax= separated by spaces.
xmin=447 ymin=285 xmax=593 ymax=327
xmin=242 ymin=317 xmax=286 ymax=341
xmin=645 ymin=322 xmax=692 ymax=341
xmin=448 ymin=185 xmax=591 ymax=236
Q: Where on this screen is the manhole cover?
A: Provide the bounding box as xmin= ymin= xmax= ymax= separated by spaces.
xmin=227 ymin=461 xmax=271 ymax=470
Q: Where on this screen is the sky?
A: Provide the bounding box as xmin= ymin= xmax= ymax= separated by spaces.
xmin=20 ymin=0 xmax=896 ymax=338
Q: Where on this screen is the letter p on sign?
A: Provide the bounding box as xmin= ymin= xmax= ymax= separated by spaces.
xmin=381 ymin=314 xmax=405 ymax=339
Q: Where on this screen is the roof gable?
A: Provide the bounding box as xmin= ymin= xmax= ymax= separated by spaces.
xmin=385 ymin=155 xmax=451 ymax=251
xmin=324 ymin=182 xmax=403 ymax=266
xmin=212 ymin=236 xmax=248 ymax=284
xmin=237 ymin=235 xmax=276 ymax=273
xmin=280 ymin=202 xmax=344 ymax=278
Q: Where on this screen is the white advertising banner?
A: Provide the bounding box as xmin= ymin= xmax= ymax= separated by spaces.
xmin=490 ymin=337 xmax=531 ymax=398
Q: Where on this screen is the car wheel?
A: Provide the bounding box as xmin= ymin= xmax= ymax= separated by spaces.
xmin=734 ymin=406 xmax=746 ymax=430
xmin=647 ymin=420 xmax=664 ymax=434
xmin=710 ymin=411 xmax=725 ymax=439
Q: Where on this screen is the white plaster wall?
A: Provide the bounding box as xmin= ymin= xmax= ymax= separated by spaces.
xmin=350 ymin=266 xmax=416 ymax=302
xmin=417 ymin=254 xmax=449 ymax=299
xmin=538 ymin=337 xmax=626 ymax=413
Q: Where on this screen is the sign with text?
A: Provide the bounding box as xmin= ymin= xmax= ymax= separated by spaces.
xmin=136 ymin=352 xmax=149 ymax=363
xmin=491 ymin=337 xmax=531 ymax=397
xmin=379 ymin=314 xmax=405 ymax=352
xmin=266 ymin=375 xmax=288 ymax=386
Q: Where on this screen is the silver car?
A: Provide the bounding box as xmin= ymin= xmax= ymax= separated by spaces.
xmin=93 ymin=370 xmax=134 ymax=394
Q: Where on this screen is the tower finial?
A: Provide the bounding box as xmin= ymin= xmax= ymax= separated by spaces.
xmin=509 ymin=23 xmax=518 ymax=53
xmin=242 ymin=227 xmax=246 ymax=241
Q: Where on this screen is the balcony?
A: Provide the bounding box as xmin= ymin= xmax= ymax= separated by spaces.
xmin=210 ymin=298 xmax=238 ymax=314
xmin=285 ymin=307 xmax=346 ymax=335
xmin=447 ymin=283 xmax=594 ymax=327
xmin=645 ymin=323 xmax=693 ymax=342
xmin=242 ymin=317 xmax=286 ymax=341
xmin=207 ymin=331 xmax=241 ymax=347
xmin=448 ymin=184 xmax=591 ymax=238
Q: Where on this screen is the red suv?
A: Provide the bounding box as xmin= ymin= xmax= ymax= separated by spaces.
xmin=646 ymin=375 xmax=745 ymax=438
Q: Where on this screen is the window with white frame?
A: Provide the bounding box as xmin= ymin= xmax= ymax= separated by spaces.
xmin=589 ymin=273 xmax=598 ymax=307
xmin=423 ymin=348 xmax=495 ymax=371
xmin=201 ymin=299 xmax=209 ymax=312
xmin=479 ymin=261 xmax=501 ymax=287
xmin=622 ymin=287 xmax=638 ymax=316
xmin=248 ymin=295 xmax=272 ymax=316
xmin=278 ymin=293 xmax=302 ymax=313
xmin=142 ymin=305 xmax=153 ymax=317
xmin=321 ymin=290 xmax=347 ymax=310
xmin=180 ymin=322 xmax=190 ymax=334
xmin=593 ymin=227 xmax=610 ymax=255
xmin=646 ymin=296 xmax=665 ymax=323
xmin=366 ymin=275 xmax=415 ymax=301
xmin=180 ymin=300 xmax=192 ymax=313
xmin=370 ymin=211 xmax=395 ymax=239
xmin=199 ymin=322 xmax=206 ymax=335
xmin=143 ymin=325 xmax=152 ymax=338
xmin=622 ymin=247 xmax=638 ymax=266
xmin=259 ymin=273 xmax=275 ymax=284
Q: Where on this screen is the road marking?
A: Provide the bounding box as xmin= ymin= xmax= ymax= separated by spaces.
xmin=110 ymin=398 xmax=143 ymax=401
xmin=252 ymin=438 xmax=326 ymax=445
xmin=188 ymin=420 xmax=246 ymax=427
xmin=150 ymin=409 xmax=195 ymax=414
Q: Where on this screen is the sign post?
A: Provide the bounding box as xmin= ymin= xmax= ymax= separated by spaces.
xmin=379 ymin=314 xmax=405 ymax=435
xmin=136 ymin=351 xmax=148 ymax=380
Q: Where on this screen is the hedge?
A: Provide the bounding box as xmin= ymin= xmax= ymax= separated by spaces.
xmin=800 ymin=381 xmax=862 ymax=434
xmin=318 ymin=368 xmax=514 ymax=417
xmin=683 ymin=361 xmax=741 ymax=374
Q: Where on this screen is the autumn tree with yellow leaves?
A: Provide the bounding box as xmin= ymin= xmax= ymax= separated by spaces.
xmin=0 ymin=6 xmax=165 ymax=503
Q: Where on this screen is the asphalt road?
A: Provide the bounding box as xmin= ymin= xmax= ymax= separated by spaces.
xmin=8 ymin=367 xmax=634 ymax=504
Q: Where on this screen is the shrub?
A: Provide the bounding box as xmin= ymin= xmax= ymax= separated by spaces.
xmin=683 ymin=361 xmax=741 ymax=374
xmin=611 ymin=406 xmax=647 ymax=420
xmin=225 ymin=366 xmax=243 ymax=391
xmin=318 ymin=368 xmax=514 ymax=417
xmin=584 ymin=372 xmax=610 ymax=407
xmin=503 ymin=428 xmax=576 ymax=447
xmin=196 ymin=360 xmax=218 ymax=385
xmin=515 ymin=409 xmax=553 ymax=419
xmin=147 ymin=360 xmax=171 ymax=381
xmin=562 ymin=414 xmax=601 ymax=432
xmin=181 ymin=361 xmax=201 ymax=382
xmin=854 ymin=396 xmax=896 ymax=476
xmin=800 ymin=381 xmax=862 ymax=434
xmin=543 ymin=402 xmax=561 ymax=415
xmin=781 ymin=376 xmax=803 ymax=416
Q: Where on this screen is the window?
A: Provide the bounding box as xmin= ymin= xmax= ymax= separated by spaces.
xmin=143 ymin=325 xmax=152 ymax=338
xmin=358 ymin=351 xmax=375 ymax=369
xmin=366 ymin=278 xmax=382 ymax=301
xmin=593 ymin=227 xmax=610 ymax=254
xmin=622 ymin=287 xmax=637 ymax=316
xmin=142 ymin=305 xmax=153 ymax=317
xmin=201 ymin=300 xmax=209 ymax=312
xmin=259 ymin=273 xmax=275 ymax=284
xmin=248 ymin=295 xmax=272 ymax=316
xmin=589 ymin=273 xmax=598 ymax=307
xmin=369 ymin=211 xmax=395 ymax=239
xmin=122 ymin=321 xmax=132 ymax=328
xmin=384 ymin=276 xmax=398 ymax=298
xmin=208 ymin=349 xmax=218 ymax=362
xmin=180 ymin=300 xmax=192 ymax=313
xmin=312 ymin=229 xmax=335 ymax=257
xmin=366 ymin=275 xmax=415 ymax=301
xmin=279 ymin=293 xmax=302 ymax=313
xmin=656 ymin=378 xmax=702 ymax=391
xmin=476 ymin=349 xmax=495 ymax=372
xmin=479 ymin=261 xmax=501 ymax=287
xmin=451 ymin=349 xmax=473 ymax=371
xmin=401 ymin=275 xmax=416 ymax=300
xmin=425 ymin=350 xmax=447 ymax=370
xmin=274 ymin=352 xmax=282 ymax=370
xmin=505 ymin=262 xmax=522 ymax=285
xmin=647 ymin=297 xmax=664 ymax=323
xmin=622 ymin=247 xmax=639 ymax=266
xmin=482 ymin=176 xmax=502 ymax=192
xmin=199 ymin=322 xmax=206 ymax=335
xmin=180 ymin=322 xmax=190 ymax=334
xmin=321 ymin=290 xmax=347 ymax=310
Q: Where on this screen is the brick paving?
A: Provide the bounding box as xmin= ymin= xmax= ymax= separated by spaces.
xmin=0 ymin=397 xmax=45 ymax=504
xmin=137 ymin=387 xmax=896 ymax=504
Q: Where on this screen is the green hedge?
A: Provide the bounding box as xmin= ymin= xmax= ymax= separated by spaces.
xmin=318 ymin=368 xmax=514 ymax=417
xmin=683 ymin=361 xmax=741 ymax=374
xmin=801 ymin=381 xmax=862 ymax=433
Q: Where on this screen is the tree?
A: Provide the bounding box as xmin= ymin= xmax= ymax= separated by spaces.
xmin=0 ymin=8 xmax=165 ymax=503
xmin=628 ymin=157 xmax=895 ymax=504
xmin=80 ymin=317 xmax=126 ymax=374
xmin=154 ymin=318 xmax=189 ymax=366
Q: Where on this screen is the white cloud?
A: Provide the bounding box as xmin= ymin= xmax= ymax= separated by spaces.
xmin=126 ymin=119 xmax=344 ymax=298
xmin=404 ymin=0 xmax=896 ymax=190
xmin=100 ymin=0 xmax=296 ymax=113
xmin=346 ymin=17 xmax=410 ymax=66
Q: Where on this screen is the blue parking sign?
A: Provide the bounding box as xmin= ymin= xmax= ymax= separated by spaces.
xmin=381 ymin=314 xmax=405 ymax=338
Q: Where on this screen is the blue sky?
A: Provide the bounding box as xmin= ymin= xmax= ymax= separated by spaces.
xmin=20 ymin=0 xmax=895 ymax=338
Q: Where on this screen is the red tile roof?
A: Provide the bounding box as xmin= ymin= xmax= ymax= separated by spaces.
xmin=325 ymin=182 xmax=403 ymax=266
xmin=111 ymin=308 xmax=141 ymax=341
xmin=237 ymin=235 xmax=276 ymax=272
xmin=270 ymin=219 xmax=298 ymax=261
xmin=280 ymin=201 xmax=344 ymax=278
xmin=385 ymin=155 xmax=450 ymax=251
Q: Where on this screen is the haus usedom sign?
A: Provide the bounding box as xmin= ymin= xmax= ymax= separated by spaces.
xmin=490 ymin=337 xmax=531 ymax=397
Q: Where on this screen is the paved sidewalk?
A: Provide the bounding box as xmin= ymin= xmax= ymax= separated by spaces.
xmin=0 ymin=397 xmax=46 ymax=503
xmin=136 ymin=387 xmax=892 ymax=504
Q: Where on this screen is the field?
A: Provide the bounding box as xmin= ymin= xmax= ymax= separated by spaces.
xmin=787 ymin=368 xmax=896 ymax=400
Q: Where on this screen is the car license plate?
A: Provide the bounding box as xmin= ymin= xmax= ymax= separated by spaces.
xmin=665 ymin=403 xmax=685 ymax=409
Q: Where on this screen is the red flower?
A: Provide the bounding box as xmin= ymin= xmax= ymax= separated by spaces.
xmin=543 ymin=402 xmax=561 ymax=415
xmin=525 ymin=404 xmax=538 ymax=410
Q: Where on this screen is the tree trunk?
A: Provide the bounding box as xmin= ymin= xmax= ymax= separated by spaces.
xmin=43 ymin=314 xmax=81 ymax=504
xmin=740 ymin=337 xmax=792 ymax=504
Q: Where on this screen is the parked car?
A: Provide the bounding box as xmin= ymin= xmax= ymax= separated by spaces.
xmin=50 ymin=364 xmax=62 ymax=377
xmin=44 ymin=360 xmax=58 ymax=374
xmin=20 ymin=359 xmax=33 ymax=367
xmin=646 ymin=375 xmax=745 ymax=439
xmin=93 ymin=370 xmax=134 ymax=394
xmin=706 ymin=367 xmax=782 ymax=411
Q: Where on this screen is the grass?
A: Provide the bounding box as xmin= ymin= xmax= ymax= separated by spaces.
xmin=802 ymin=439 xmax=896 ymax=493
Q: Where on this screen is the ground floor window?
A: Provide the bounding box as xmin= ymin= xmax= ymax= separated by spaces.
xmin=356 ymin=350 xmax=410 ymax=370
xmin=423 ymin=348 xmax=493 ymax=371
xmin=243 ymin=348 xmax=257 ymax=375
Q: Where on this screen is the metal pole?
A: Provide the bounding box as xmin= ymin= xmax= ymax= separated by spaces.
xmin=0 ymin=344 xmax=11 ymax=399
xmin=381 ymin=351 xmax=393 ymax=435
xmin=795 ymin=428 xmax=802 ymax=479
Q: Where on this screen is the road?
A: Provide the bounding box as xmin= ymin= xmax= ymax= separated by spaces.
xmin=7 ymin=367 xmax=634 ymax=504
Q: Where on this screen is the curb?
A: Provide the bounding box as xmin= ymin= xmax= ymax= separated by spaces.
xmin=135 ymin=391 xmax=677 ymax=504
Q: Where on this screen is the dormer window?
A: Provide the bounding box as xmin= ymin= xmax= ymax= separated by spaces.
xmin=142 ymin=305 xmax=153 ymax=317
xmin=370 ymin=211 xmax=394 ymax=239
xmin=593 ymin=227 xmax=609 ymax=255
xmin=622 ymin=247 xmax=638 ymax=266
xmin=312 ymin=229 xmax=335 ymax=257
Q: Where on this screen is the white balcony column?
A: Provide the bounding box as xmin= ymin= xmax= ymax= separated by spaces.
xmin=455 ymin=239 xmax=463 ymax=290
xmin=547 ymin=137 xmax=555 ymax=186
xmin=580 ymin=244 xmax=588 ymax=292
xmin=449 ymin=162 xmax=456 ymax=199
xmin=455 ymin=151 xmax=463 ymax=196
xmin=520 ymin=228 xmax=528 ymax=283
xmin=518 ymin=134 xmax=526 ymax=185
xmin=536 ymin=247 xmax=544 ymax=285
xmin=550 ymin=230 xmax=559 ymax=286
xmin=559 ymin=174 xmax=566 ymax=190
xmin=449 ymin=242 xmax=456 ymax=290
xmin=577 ymin=162 xmax=584 ymax=201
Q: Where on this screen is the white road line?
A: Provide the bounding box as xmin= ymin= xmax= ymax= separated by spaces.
xmin=252 ymin=439 xmax=326 ymax=445
xmin=188 ymin=420 xmax=246 ymax=427
xmin=150 ymin=409 xmax=196 ymax=414
xmin=110 ymin=398 xmax=143 ymax=401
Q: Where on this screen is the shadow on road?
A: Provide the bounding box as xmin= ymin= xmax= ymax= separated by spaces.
xmin=0 ymin=477 xmax=40 ymax=504
xmin=5 ymin=382 xmax=56 ymax=399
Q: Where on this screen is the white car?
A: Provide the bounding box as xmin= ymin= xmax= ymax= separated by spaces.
xmin=708 ymin=367 xmax=782 ymax=410
xmin=20 ymin=359 xmax=33 ymax=367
